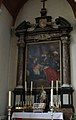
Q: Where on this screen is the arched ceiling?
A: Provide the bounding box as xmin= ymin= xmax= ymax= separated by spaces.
xmin=0 ymin=0 xmax=76 ymax=25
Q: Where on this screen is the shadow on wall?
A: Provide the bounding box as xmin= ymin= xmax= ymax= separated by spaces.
xmin=73 ymin=90 xmax=76 ymax=112
xmin=0 ymin=115 xmax=6 ymax=120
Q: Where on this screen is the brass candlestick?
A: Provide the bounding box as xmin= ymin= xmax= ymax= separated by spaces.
xmin=49 ymin=101 xmax=54 ymax=120
xmin=50 ymin=106 xmax=54 ymax=120
xmin=30 ymin=91 xmax=33 ymax=107
xmin=8 ymin=106 xmax=12 ymax=120
xmin=25 ymin=91 xmax=27 ymax=106
xmin=56 ymin=91 xmax=59 ymax=108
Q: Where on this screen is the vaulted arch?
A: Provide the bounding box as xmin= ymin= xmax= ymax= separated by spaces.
xmin=0 ymin=0 xmax=76 ymax=25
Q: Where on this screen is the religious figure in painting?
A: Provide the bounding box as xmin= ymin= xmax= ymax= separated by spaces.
xmin=42 ymin=50 xmax=60 ymax=82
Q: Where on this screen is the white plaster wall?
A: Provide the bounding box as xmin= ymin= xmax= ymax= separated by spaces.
xmin=71 ymin=27 xmax=76 ymax=112
xmin=14 ymin=0 xmax=76 ymax=111
xmin=0 ymin=4 xmax=12 ymax=115
xmin=15 ymin=0 xmax=74 ymax=26
xmin=8 ymin=33 xmax=17 ymax=90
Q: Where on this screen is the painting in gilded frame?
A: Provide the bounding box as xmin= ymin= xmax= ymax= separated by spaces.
xmin=25 ymin=40 xmax=62 ymax=89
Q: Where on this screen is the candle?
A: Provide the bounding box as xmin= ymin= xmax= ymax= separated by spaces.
xmin=51 ymin=81 xmax=53 ymax=89
xmin=56 ymin=80 xmax=58 ymax=91
xmin=8 ymin=91 xmax=11 ymax=107
xmin=25 ymin=81 xmax=27 ymax=92
xmin=31 ymin=81 xmax=33 ymax=92
xmin=51 ymin=88 xmax=53 ymax=107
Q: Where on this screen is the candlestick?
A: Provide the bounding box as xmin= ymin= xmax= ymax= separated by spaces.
xmin=31 ymin=81 xmax=33 ymax=92
xmin=25 ymin=81 xmax=27 ymax=92
xmin=8 ymin=107 xmax=12 ymax=120
xmin=8 ymin=91 xmax=11 ymax=107
xmin=51 ymin=88 xmax=53 ymax=107
xmin=56 ymin=80 xmax=58 ymax=91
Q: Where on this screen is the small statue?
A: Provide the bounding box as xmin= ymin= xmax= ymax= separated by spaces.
xmin=40 ymin=86 xmax=46 ymax=103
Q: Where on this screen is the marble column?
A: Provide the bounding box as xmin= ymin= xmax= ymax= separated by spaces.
xmin=16 ymin=34 xmax=25 ymax=87
xmin=61 ymin=36 xmax=71 ymax=84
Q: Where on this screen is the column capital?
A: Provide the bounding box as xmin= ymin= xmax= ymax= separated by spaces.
xmin=17 ymin=35 xmax=25 ymax=47
xmin=61 ymin=36 xmax=71 ymax=44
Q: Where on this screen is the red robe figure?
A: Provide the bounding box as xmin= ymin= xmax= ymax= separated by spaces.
xmin=43 ymin=66 xmax=59 ymax=82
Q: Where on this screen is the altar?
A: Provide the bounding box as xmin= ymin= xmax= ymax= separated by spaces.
xmin=7 ymin=1 xmax=74 ymax=120
xmin=12 ymin=112 xmax=63 ymax=120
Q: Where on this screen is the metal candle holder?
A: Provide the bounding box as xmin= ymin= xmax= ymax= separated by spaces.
xmin=50 ymin=106 xmax=54 ymax=120
xmin=30 ymin=91 xmax=33 ymax=107
xmin=8 ymin=106 xmax=12 ymax=120
xmin=56 ymin=90 xmax=59 ymax=108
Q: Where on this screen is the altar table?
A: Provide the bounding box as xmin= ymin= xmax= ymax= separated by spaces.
xmin=12 ymin=112 xmax=63 ymax=120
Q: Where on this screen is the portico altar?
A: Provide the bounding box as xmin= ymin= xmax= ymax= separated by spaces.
xmin=8 ymin=1 xmax=74 ymax=120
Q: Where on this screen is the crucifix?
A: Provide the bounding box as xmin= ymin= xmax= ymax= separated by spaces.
xmin=41 ymin=0 xmax=47 ymax=9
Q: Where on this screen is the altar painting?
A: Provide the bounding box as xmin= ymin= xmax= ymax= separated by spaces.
xmin=26 ymin=41 xmax=61 ymax=87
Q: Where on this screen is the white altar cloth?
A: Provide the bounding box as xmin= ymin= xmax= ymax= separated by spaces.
xmin=12 ymin=112 xmax=63 ymax=120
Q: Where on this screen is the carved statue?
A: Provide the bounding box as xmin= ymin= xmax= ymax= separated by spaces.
xmin=40 ymin=86 xmax=46 ymax=103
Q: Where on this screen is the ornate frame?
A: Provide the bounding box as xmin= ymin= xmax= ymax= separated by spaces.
xmin=14 ymin=16 xmax=73 ymax=111
xmin=25 ymin=40 xmax=62 ymax=90
xmin=15 ymin=15 xmax=72 ymax=89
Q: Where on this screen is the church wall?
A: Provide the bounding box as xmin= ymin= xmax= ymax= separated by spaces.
xmin=0 ymin=4 xmax=12 ymax=115
xmin=13 ymin=0 xmax=76 ymax=111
